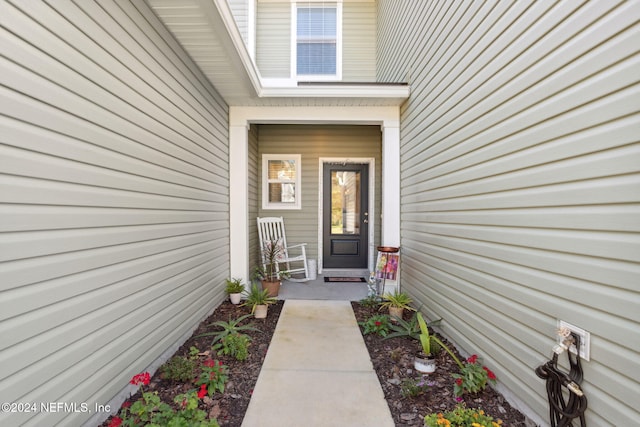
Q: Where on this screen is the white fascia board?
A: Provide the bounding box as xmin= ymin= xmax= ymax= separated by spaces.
xmin=230 ymin=105 xmax=400 ymax=127
xmin=207 ymin=0 xmax=263 ymax=95
xmin=259 ymin=84 xmax=410 ymax=100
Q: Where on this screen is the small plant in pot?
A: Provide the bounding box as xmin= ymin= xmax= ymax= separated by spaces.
xmin=415 ymin=312 xmax=461 ymax=374
xmin=225 ymin=277 xmax=245 ymax=304
xmin=255 ymin=239 xmax=290 ymax=297
xmin=242 ymin=283 xmax=276 ymax=319
xmin=379 ymin=289 xmax=415 ymax=322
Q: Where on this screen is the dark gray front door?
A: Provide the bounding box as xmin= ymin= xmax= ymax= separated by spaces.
xmin=323 ymin=163 xmax=369 ymax=269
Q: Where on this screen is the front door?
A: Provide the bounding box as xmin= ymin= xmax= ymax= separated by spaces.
xmin=323 ymin=163 xmax=369 ymax=269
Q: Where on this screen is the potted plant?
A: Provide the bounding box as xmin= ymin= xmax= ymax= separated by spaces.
xmin=225 ymin=278 xmax=245 ymax=304
xmin=415 ymin=312 xmax=461 ymax=374
xmin=242 ymin=283 xmax=276 ymax=319
xmin=379 ymin=289 xmax=416 ymax=321
xmin=255 ymin=239 xmax=289 ymax=297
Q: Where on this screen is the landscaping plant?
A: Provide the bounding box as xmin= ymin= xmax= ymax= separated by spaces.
xmin=383 ymin=312 xmax=441 ymax=342
xmin=160 ymin=355 xmax=197 ymax=382
xmin=424 ymin=404 xmax=502 ymax=427
xmin=214 ymin=333 xmax=251 ymax=361
xmin=225 ymin=277 xmax=245 ymax=294
xmin=358 ymin=294 xmax=381 ymax=308
xmin=359 ymin=314 xmax=391 ymax=337
xmin=452 ymin=354 xmax=497 ymax=397
xmin=241 ymin=283 xmax=277 ymax=313
xmin=197 ymin=313 xmax=260 ymax=347
xmin=112 ymin=372 xmax=219 ymax=427
xmin=379 ymin=289 xmax=416 ymax=312
xmin=196 ymin=359 xmax=229 ymax=397
xmin=400 ymin=376 xmax=434 ymax=398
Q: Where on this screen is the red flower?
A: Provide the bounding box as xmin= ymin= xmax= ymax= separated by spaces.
xmin=108 ymin=416 xmax=123 ymax=427
xmin=130 ymin=372 xmax=150 ymax=386
xmin=467 ymin=354 xmax=478 ymax=364
xmin=203 ymin=359 xmax=216 ymax=367
xmin=374 ymin=321 xmax=382 ymax=327
xmin=122 ymin=401 xmax=131 ymax=408
xmin=483 ymin=366 xmax=497 ymax=380
xmin=197 ymin=384 xmax=208 ymax=398
xmin=455 ymin=378 xmax=463 ymax=386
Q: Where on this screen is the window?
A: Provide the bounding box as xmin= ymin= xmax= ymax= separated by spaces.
xmin=295 ymin=3 xmax=341 ymax=79
xmin=262 ymin=154 xmax=301 ymax=209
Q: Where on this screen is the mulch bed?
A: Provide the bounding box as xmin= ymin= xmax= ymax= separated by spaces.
xmin=351 ymin=302 xmax=530 ymax=426
xmin=103 ymin=299 xmax=530 ymax=426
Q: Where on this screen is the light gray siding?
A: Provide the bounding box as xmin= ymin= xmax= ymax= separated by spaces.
xmin=378 ymin=1 xmax=640 ymax=426
xmin=229 ymin=0 xmax=250 ymax=44
xmin=342 ymin=0 xmax=376 ymax=81
xmin=256 ymin=125 xmax=381 ymax=269
xmin=0 ymin=1 xmax=229 ymax=426
xmin=256 ymin=1 xmax=290 ymax=78
xmin=256 ymin=0 xmax=376 ymax=81
xmin=248 ymin=125 xmax=260 ymax=276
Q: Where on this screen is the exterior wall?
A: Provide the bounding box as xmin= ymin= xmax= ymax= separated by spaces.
xmin=256 ymin=1 xmax=290 ymax=78
xmin=0 ymin=1 xmax=229 ymax=426
xmin=378 ymin=1 xmax=640 ymax=426
xmin=342 ymin=0 xmax=376 ymax=82
xmin=248 ymin=125 xmax=261 ymax=279
xmin=229 ymin=0 xmax=250 ymax=45
xmin=256 ymin=124 xmax=382 ymax=270
xmin=256 ymin=0 xmax=376 ymax=81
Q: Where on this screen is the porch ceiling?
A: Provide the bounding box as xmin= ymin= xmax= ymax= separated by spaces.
xmin=146 ymin=0 xmax=409 ymax=107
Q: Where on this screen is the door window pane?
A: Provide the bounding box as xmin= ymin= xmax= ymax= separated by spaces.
xmin=331 ymin=170 xmax=360 ymax=235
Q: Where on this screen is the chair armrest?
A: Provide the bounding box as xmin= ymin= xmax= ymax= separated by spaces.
xmin=286 ymin=243 xmax=307 ymax=249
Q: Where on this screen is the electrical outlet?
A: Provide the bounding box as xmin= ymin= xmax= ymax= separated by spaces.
xmin=558 ymin=320 xmax=590 ymax=361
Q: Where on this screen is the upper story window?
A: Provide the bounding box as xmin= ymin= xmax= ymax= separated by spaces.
xmin=295 ymin=3 xmax=341 ymax=80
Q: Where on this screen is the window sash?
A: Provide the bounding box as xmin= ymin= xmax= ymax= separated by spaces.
xmin=262 ymin=155 xmax=301 ymax=210
xmin=296 ymin=5 xmax=337 ymax=76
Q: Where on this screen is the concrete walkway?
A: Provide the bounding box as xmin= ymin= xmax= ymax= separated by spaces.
xmin=241 ymin=300 xmax=394 ymax=427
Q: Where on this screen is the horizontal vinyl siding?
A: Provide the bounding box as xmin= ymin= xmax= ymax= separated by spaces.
xmin=256 ymin=0 xmax=376 ymax=81
xmin=342 ymin=1 xmax=376 ymax=81
xmin=256 ymin=125 xmax=381 ymax=268
xmin=0 ymin=1 xmax=229 ymax=426
xmin=256 ymin=2 xmax=290 ymax=78
xmin=378 ymin=1 xmax=640 ymax=426
xmin=229 ymin=0 xmax=249 ymax=44
xmin=248 ymin=125 xmax=260 ymax=277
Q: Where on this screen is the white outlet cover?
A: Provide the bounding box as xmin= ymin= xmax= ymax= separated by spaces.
xmin=558 ymin=320 xmax=590 ymax=361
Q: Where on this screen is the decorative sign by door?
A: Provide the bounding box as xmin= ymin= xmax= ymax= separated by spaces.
xmin=373 ymin=246 xmax=399 ymax=295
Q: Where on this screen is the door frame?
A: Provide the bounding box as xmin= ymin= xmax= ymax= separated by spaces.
xmin=318 ymin=157 xmax=375 ymax=273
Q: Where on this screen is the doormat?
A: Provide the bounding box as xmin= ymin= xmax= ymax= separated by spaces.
xmin=324 ymin=277 xmax=367 ymax=283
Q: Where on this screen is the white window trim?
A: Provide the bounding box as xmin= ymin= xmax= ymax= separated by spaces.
xmin=262 ymin=154 xmax=302 ymax=210
xmin=291 ymin=2 xmax=343 ymax=81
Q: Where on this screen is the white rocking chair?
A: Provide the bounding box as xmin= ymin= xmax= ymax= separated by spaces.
xmin=257 ymin=216 xmax=309 ymax=282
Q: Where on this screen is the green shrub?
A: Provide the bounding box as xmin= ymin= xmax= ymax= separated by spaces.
xmin=214 ymin=333 xmax=251 ymax=361
xmin=358 ymin=314 xmax=391 ymax=337
xmin=160 ymin=356 xmax=197 ymax=382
